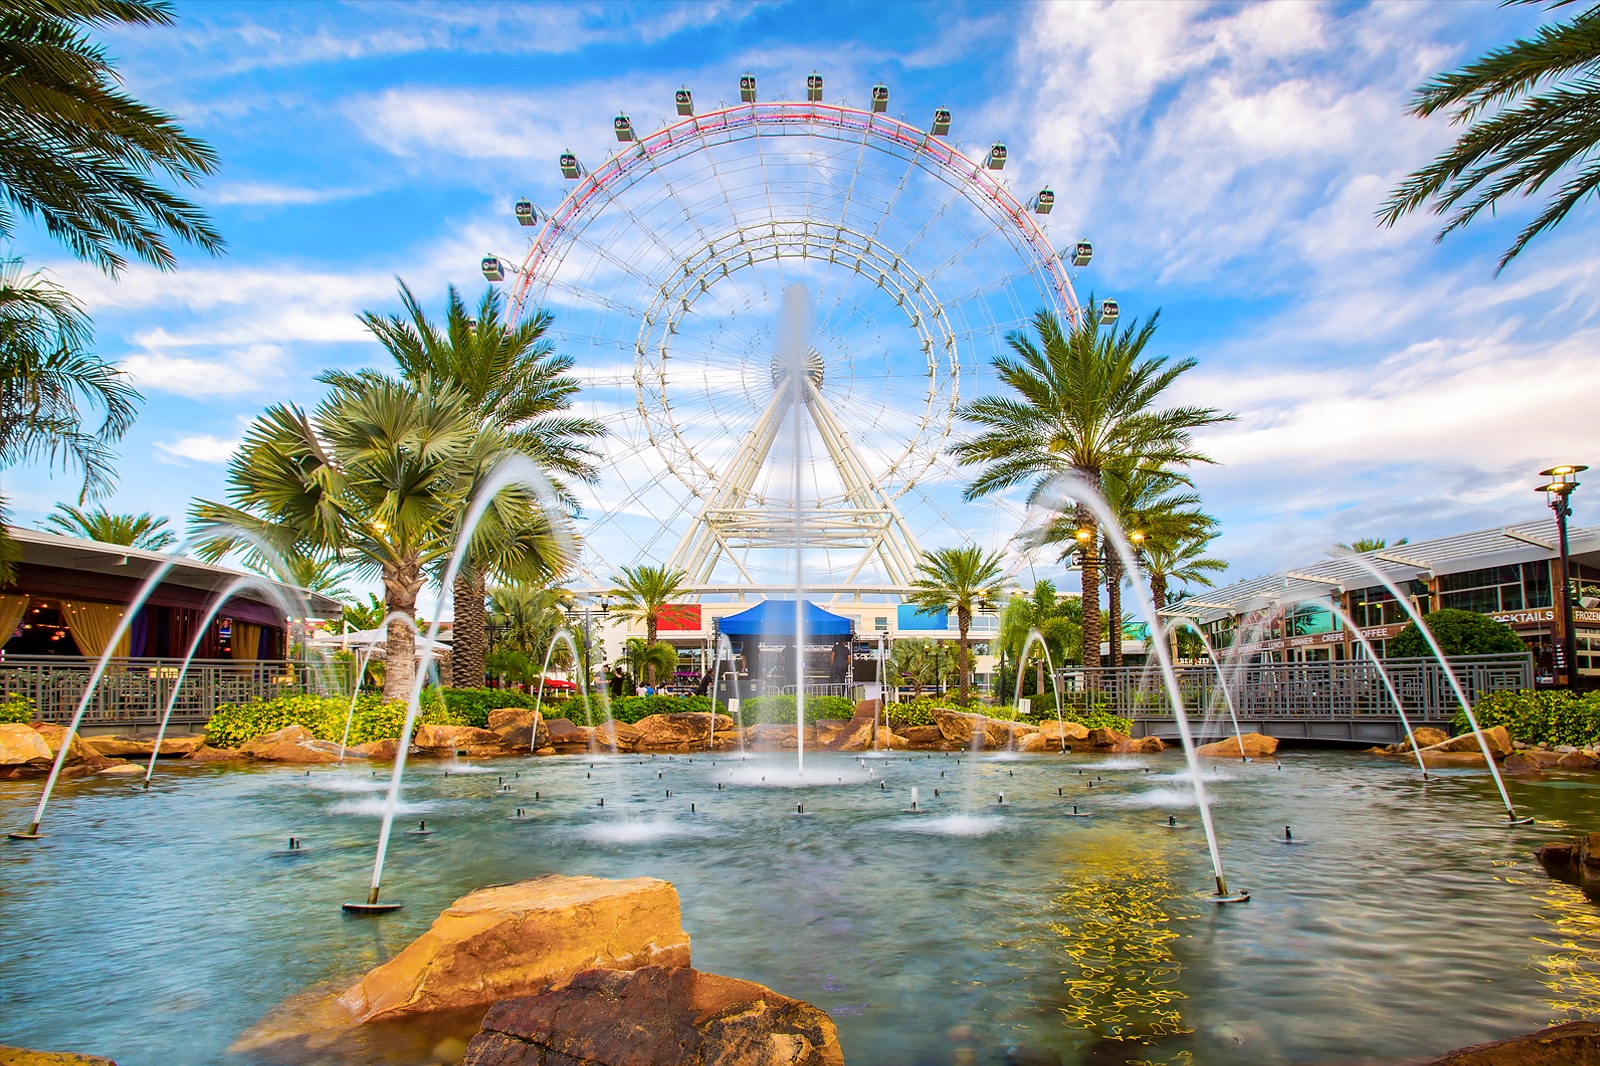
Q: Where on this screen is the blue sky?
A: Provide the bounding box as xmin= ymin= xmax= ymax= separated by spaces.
xmin=7 ymin=0 xmax=1598 ymax=603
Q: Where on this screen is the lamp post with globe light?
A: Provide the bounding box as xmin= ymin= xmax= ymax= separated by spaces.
xmin=1537 ymin=465 xmax=1585 ymax=687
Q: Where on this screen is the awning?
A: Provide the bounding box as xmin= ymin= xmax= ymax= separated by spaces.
xmin=716 ymin=599 xmax=853 ymax=638
xmin=310 ymin=626 xmax=451 ymax=653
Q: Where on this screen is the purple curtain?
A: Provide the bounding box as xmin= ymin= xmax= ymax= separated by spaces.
xmin=128 ymin=607 xmax=150 ymax=658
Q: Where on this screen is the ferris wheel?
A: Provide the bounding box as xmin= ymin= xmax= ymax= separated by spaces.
xmin=481 ymin=75 xmax=1097 ymax=597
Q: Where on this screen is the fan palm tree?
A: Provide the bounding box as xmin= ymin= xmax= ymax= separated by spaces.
xmin=0 ymin=1 xmax=223 ymax=275
xmin=906 ymin=545 xmax=1007 ymax=705
xmin=190 ymin=374 xmax=572 ymax=701
xmin=1342 ymin=537 xmax=1407 ymax=553
xmin=45 ymin=502 xmax=172 ymax=549
xmin=952 ymin=305 xmax=1232 ymax=684
xmin=609 ymin=563 xmax=689 ymax=650
xmin=1380 ymin=2 xmax=1600 ymax=272
xmin=998 ymin=581 xmax=1082 ymax=699
xmin=324 ymin=281 xmax=604 ymax=688
xmin=888 ymin=637 xmax=939 ymax=698
xmin=0 ymin=259 xmax=139 ymax=577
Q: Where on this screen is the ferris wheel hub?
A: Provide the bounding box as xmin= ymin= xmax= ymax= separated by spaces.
xmin=771 ymin=349 xmax=826 ymax=389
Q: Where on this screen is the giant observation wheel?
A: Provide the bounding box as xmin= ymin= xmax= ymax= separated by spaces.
xmin=483 ymin=76 xmax=1099 ymax=598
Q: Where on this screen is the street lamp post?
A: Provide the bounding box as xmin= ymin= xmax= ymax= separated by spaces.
xmin=1538 ymin=465 xmax=1586 ymax=688
xmin=563 ymin=595 xmax=611 ymax=696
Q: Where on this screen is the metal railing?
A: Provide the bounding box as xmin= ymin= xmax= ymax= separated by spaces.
xmin=777 ymin=683 xmax=856 ymax=698
xmin=1075 ymin=654 xmax=1531 ymax=720
xmin=0 ymin=656 xmax=353 ymax=726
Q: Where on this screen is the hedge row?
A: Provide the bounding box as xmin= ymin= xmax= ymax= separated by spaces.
xmin=1457 ymin=689 xmax=1600 ymax=748
xmin=204 ymin=692 xmax=465 ymax=748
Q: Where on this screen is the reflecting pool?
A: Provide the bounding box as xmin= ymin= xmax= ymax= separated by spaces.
xmin=3 ymin=750 xmax=1598 ymax=1065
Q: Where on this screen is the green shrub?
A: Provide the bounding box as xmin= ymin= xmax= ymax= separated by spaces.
xmin=1457 ymin=688 xmax=1600 ymax=747
xmin=204 ymin=690 xmax=463 ymax=748
xmin=440 ymin=687 xmax=540 ymax=727
xmin=884 ymin=696 xmax=1129 ymax=734
xmin=1390 ymin=609 xmax=1526 ymax=658
xmin=0 ymin=693 xmax=34 ymax=724
xmin=738 ymin=694 xmax=855 ymax=725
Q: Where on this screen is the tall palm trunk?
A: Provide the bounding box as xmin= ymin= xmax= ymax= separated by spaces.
xmin=1150 ymin=572 xmax=1175 ymax=661
xmin=956 ymin=606 xmax=972 ymax=705
xmin=1078 ymin=504 xmax=1102 ymax=687
xmin=1105 ymin=538 xmax=1123 ymax=669
xmin=382 ymin=557 xmax=424 ymax=702
xmin=450 ymin=569 xmax=487 ymax=688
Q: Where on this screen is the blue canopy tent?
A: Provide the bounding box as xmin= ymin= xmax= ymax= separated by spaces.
xmin=713 ymin=600 xmax=855 ymax=694
xmin=716 ymin=599 xmax=854 ymax=638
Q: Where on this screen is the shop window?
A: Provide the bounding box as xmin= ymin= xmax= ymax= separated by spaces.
xmin=1438 ymin=567 xmax=1523 ymax=614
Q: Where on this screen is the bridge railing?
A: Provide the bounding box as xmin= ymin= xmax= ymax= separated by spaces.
xmin=0 ymin=656 xmax=354 ymax=726
xmin=1070 ymin=654 xmax=1531 ymax=720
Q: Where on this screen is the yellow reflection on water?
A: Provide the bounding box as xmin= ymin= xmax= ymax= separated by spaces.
xmin=1533 ymin=878 xmax=1600 ymax=1021
xmin=1048 ymin=835 xmax=1192 ymax=1044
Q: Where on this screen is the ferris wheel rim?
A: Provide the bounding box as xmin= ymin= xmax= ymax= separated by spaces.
xmin=505 ymin=99 xmax=1080 ymax=326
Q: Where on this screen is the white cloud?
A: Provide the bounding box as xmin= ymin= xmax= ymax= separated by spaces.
xmin=122 ymin=343 xmax=288 ymax=398
xmin=154 ymin=433 xmax=242 ymax=465
xmin=206 ymin=181 xmax=370 ymax=206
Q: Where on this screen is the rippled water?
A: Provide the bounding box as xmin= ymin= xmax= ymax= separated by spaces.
xmin=3 ymin=750 xmax=1599 ymax=1065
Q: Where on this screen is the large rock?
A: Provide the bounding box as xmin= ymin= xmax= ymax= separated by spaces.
xmin=239 ymin=725 xmax=343 ymax=764
xmin=933 ymin=710 xmax=1038 ymax=750
xmin=349 ymin=738 xmax=422 ymax=761
xmin=1559 ymin=751 xmax=1600 ymax=771
xmin=83 ymin=734 xmax=205 ymax=759
xmin=1420 ymin=751 xmax=1488 ymax=769
xmin=1038 ymin=720 xmax=1090 ymax=743
xmin=545 ymin=717 xmax=593 ymax=752
xmin=593 ymin=720 xmax=643 ymax=752
xmin=186 ymin=744 xmax=249 ymax=762
xmin=899 ymin=725 xmax=949 ymax=750
xmin=30 ymin=724 xmax=107 ymax=767
xmin=0 ymin=1048 xmax=118 ymax=1065
xmin=414 ymin=724 xmax=506 ymax=752
xmin=633 ymin=713 xmax=723 ymax=752
xmin=1536 ymin=833 xmax=1600 ymax=901
xmin=1019 ymin=732 xmax=1063 ymax=753
xmin=745 ymin=724 xmax=818 ymax=751
xmin=1196 ymin=733 xmax=1278 ymax=759
xmin=1422 ymin=1021 xmax=1600 ymax=1064
xmin=487 ymin=708 xmax=550 ymax=751
xmin=337 ymin=875 xmax=691 ymax=1024
xmin=0 ymin=723 xmax=52 ymax=766
xmin=1113 ymin=736 xmax=1165 ymax=754
xmin=1398 ymin=726 xmax=1450 ymax=751
xmin=462 ymin=966 xmax=843 ymax=1066
xmin=1086 ymin=727 xmax=1132 ymax=750
xmin=1427 ymin=726 xmax=1513 ymax=759
xmin=823 ymin=710 xmax=879 ymax=752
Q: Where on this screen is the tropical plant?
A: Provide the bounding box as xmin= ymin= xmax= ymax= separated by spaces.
xmin=906 ymin=545 xmax=1006 ymax=704
xmin=1462 ymin=687 xmax=1600 ymax=747
xmin=997 ymin=581 xmax=1083 ymax=699
xmin=0 ymin=692 xmax=33 ymax=723
xmin=203 ymin=690 xmax=461 ymax=749
xmin=1140 ymin=528 xmax=1226 ymax=658
xmin=1343 ymin=537 xmax=1407 ymax=553
xmin=1380 ymin=2 xmax=1600 ymax=272
xmin=951 ymin=305 xmax=1232 ymax=683
xmin=0 ymin=260 xmax=140 ymax=576
xmin=608 ymin=564 xmax=689 ymax=680
xmin=0 ymin=1 xmax=223 ymax=276
xmin=620 ymin=636 xmax=677 ymax=691
xmin=484 ymin=646 xmax=538 ymax=687
xmin=190 ymin=374 xmax=572 ymax=701
xmin=325 ymin=281 xmax=604 ymax=687
xmin=888 ymin=637 xmax=939 ymax=697
xmin=44 ymin=501 xmax=172 ymax=549
xmin=1388 ymin=608 xmax=1526 ymax=659
xmin=487 ymin=582 xmax=568 ymax=657
xmin=340 ymin=592 xmax=385 ymax=633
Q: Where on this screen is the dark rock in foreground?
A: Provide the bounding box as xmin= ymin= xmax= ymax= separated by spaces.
xmin=462 ymin=965 xmax=843 ymax=1066
xmin=1535 ymin=834 xmax=1600 ymax=900
xmin=1422 ymin=1021 xmax=1600 ymax=1064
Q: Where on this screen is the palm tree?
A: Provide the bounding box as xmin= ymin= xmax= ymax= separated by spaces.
xmin=906 ymin=545 xmax=1007 ymax=705
xmin=620 ymin=637 xmax=677 ymax=692
xmin=609 ymin=563 xmax=689 ymax=651
xmin=0 ymin=1 xmax=222 ymax=276
xmin=888 ymin=637 xmax=938 ymax=698
xmin=190 ymin=374 xmax=572 ymax=701
xmin=325 ymin=281 xmax=604 ymax=689
xmin=1342 ymin=537 xmax=1407 ymax=553
xmin=45 ymin=502 xmax=172 ymax=549
xmin=0 ymin=259 xmax=139 ymax=576
xmin=952 ymin=305 xmax=1232 ymax=684
xmin=1143 ymin=528 xmax=1226 ymax=616
xmin=998 ymin=581 xmax=1082 ymax=699
xmin=1097 ymin=467 xmax=1207 ymax=668
xmin=341 ymin=592 xmax=386 ymax=633
xmin=1380 ymin=4 xmax=1600 ymax=272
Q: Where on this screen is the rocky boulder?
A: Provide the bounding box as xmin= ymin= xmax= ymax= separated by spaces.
xmin=545 ymin=717 xmax=593 ymax=752
xmin=1019 ymin=732 xmax=1063 ymax=753
xmin=823 ymin=710 xmax=880 ymax=752
xmin=413 ymin=724 xmax=507 ymax=753
xmin=83 ymin=734 xmax=204 ymax=759
xmin=745 ymin=724 xmax=818 ymax=751
xmin=30 ymin=724 xmax=108 ymax=767
xmin=0 ymin=1047 xmax=118 ymax=1065
xmin=933 ymin=710 xmax=1038 ymax=750
xmin=239 ymin=725 xmax=343 ymax=764
xmin=1113 ymin=736 xmax=1165 ymax=754
xmin=1536 ymin=833 xmax=1600 ymax=901
xmin=462 ymin=966 xmax=843 ymax=1066
xmin=1422 ymin=1021 xmax=1600 ymax=1064
xmin=487 ymin=708 xmax=550 ymax=751
xmin=1038 ymin=720 xmax=1090 ymax=743
xmin=1427 ymin=726 xmax=1513 ymax=759
xmin=1559 ymin=751 xmax=1600 ymax=771
xmin=1420 ymin=751 xmax=1488 ymax=769
xmin=1196 ymin=733 xmax=1278 ymax=759
xmin=186 ymin=745 xmax=249 ymax=762
xmin=0 ymin=723 xmax=52 ymax=766
xmin=349 ymin=738 xmax=421 ymax=761
xmin=1085 ymin=727 xmax=1131 ymax=750
xmin=898 ymin=725 xmax=949 ymax=750
xmin=337 ymin=875 xmax=692 ymax=1025
xmin=593 ymin=720 xmax=643 ymax=752
xmin=633 ymin=713 xmax=722 ymax=752
xmin=1397 ymin=726 xmax=1450 ymax=751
